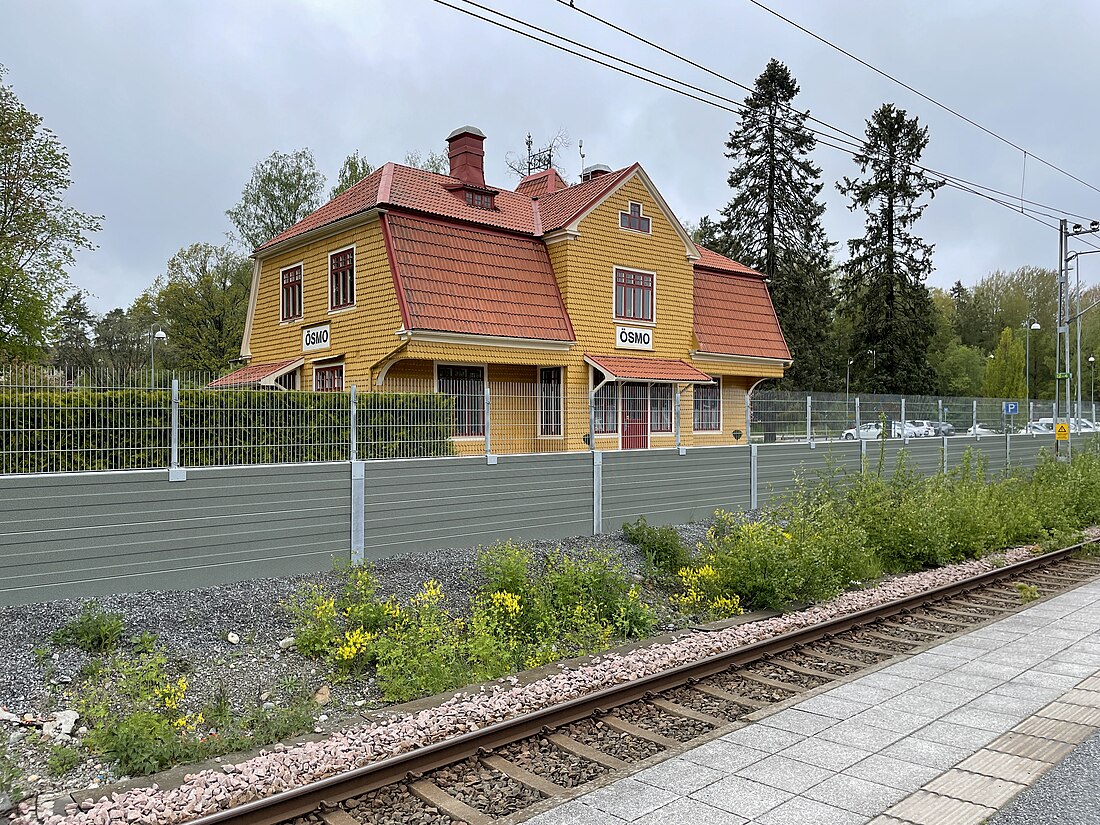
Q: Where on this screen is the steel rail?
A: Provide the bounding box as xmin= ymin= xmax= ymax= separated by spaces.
xmin=187 ymin=539 xmax=1099 ymax=825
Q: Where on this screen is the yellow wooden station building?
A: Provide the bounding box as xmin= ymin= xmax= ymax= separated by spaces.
xmin=214 ymin=126 xmax=790 ymax=454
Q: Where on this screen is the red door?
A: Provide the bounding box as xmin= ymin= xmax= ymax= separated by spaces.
xmin=622 ymin=382 xmax=650 ymax=449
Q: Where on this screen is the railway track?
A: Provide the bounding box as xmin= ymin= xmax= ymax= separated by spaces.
xmin=185 ymin=542 xmax=1100 ymax=825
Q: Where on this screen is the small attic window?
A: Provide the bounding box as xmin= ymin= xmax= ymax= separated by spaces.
xmin=620 ymin=201 xmax=651 ymax=234
xmin=465 ymin=190 xmax=495 ymax=210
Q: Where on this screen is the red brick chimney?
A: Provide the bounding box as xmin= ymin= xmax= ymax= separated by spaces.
xmin=446 ymin=126 xmax=486 ymax=187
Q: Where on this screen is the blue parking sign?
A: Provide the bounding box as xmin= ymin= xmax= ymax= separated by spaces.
xmin=1003 ymin=401 xmax=1019 ymax=415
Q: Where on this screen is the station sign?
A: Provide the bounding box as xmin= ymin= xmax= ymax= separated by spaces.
xmin=615 ymin=326 xmax=653 ymax=351
xmin=302 ymin=323 xmax=331 ymax=352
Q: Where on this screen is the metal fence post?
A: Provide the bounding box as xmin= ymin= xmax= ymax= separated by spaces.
xmin=806 ymin=395 xmax=813 ymax=447
xmin=749 ymin=443 xmax=758 ymax=510
xmin=592 ymin=450 xmax=603 ymax=534
xmin=1029 ymin=401 xmax=1035 ymax=436
xmin=168 ymin=378 xmax=185 ymax=482
xmin=589 ymin=390 xmax=596 ymax=452
xmin=745 ymin=394 xmax=752 ymax=443
xmin=973 ymin=399 xmax=979 ymax=439
xmin=901 ymin=397 xmax=907 ymax=444
xmin=942 ymin=435 xmax=948 ymax=474
xmin=349 ymin=385 xmax=357 ymax=463
xmin=484 ymin=385 xmax=495 ymax=464
xmin=1005 ymin=428 xmax=1011 ymax=473
xmin=938 ymin=399 xmax=943 ymax=432
xmin=675 ymin=388 xmax=685 ymax=455
xmin=860 ymin=437 xmax=867 ymax=470
xmin=350 ymin=460 xmax=365 ymax=565
xmin=855 ymin=396 xmax=861 ymax=430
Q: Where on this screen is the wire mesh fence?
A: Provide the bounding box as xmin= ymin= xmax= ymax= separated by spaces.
xmin=4 ymin=365 xmax=1097 ymax=474
xmin=748 ymin=390 xmax=1098 ymax=443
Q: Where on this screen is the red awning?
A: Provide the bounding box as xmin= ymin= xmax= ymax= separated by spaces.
xmin=584 ymin=354 xmax=714 ymax=383
xmin=208 ymin=358 xmax=303 ymax=388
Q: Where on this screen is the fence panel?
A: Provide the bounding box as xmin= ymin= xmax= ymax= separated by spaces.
xmin=1008 ymin=435 xmax=1057 ymax=472
xmin=362 ymin=453 xmax=593 ymax=558
xmin=756 ymin=441 xmax=863 ymax=509
xmin=601 ymin=447 xmax=751 ymax=531
xmin=0 ymin=463 xmax=350 ymax=606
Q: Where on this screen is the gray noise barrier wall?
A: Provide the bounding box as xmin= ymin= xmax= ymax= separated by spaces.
xmin=756 ymin=442 xmax=862 ymax=509
xmin=363 ymin=453 xmax=593 ymax=559
xmin=601 ymin=447 xmax=751 ymax=531
xmin=0 ymin=464 xmax=350 ymax=606
xmin=1008 ymin=435 xmax=1056 ymax=471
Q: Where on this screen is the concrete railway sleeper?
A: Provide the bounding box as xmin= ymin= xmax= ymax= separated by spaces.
xmin=174 ymin=545 xmax=1100 ymax=825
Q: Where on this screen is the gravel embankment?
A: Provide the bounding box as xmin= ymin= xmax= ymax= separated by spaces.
xmin=11 ymin=535 xmax=1058 ymax=825
xmin=0 ymin=521 xmax=715 ymax=812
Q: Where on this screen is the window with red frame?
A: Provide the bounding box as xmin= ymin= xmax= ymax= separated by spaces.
xmin=281 ymin=265 xmax=302 ymax=321
xmin=614 ymin=269 xmax=654 ymax=322
xmin=465 ymin=190 xmax=495 ymax=210
xmin=693 ymin=380 xmax=721 ymax=431
xmin=619 ymin=201 xmax=651 ymax=233
xmin=330 ymin=248 xmax=355 ymax=309
xmin=437 ymin=364 xmax=485 ymax=437
xmin=314 ymin=364 xmax=344 ymax=392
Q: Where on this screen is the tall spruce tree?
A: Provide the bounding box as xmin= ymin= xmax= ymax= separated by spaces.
xmin=838 ymin=103 xmax=943 ymax=395
xmin=717 ymin=59 xmax=836 ymax=389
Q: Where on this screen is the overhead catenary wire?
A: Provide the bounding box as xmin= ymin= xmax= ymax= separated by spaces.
xmin=427 ymin=0 xmax=1100 ymax=247
xmin=746 ymin=0 xmax=1100 ymax=198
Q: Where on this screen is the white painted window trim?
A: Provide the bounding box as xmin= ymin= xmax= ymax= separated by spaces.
xmin=537 ymin=366 xmax=565 ymax=439
xmin=328 ymin=243 xmax=357 ymax=313
xmin=611 ymin=266 xmax=657 ymax=327
xmin=692 ymin=376 xmax=723 ymax=434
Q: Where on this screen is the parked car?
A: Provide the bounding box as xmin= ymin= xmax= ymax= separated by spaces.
xmin=1019 ymin=421 xmax=1054 ymax=434
xmin=842 ymin=422 xmax=882 ymax=440
xmin=909 ymin=420 xmax=937 ymax=437
xmin=892 ymin=421 xmax=922 ymax=438
xmin=967 ymin=423 xmax=998 ymax=436
xmin=913 ymin=419 xmax=955 ymax=437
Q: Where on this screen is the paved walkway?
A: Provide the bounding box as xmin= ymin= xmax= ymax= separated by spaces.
xmin=526 ymin=576 xmax=1100 ymax=825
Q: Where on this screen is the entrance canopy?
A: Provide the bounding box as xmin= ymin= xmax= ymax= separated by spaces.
xmin=584 ymin=354 xmax=714 ymax=383
xmin=208 ymin=358 xmax=303 ymax=389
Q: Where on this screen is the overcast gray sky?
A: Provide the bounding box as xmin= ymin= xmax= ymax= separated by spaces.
xmin=5 ymin=0 xmax=1100 ymax=315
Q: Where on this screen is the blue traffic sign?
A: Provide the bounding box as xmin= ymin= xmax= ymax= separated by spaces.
xmin=1003 ymin=401 xmax=1019 ymax=416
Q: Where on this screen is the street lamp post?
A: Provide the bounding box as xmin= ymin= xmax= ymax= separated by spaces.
xmin=1091 ymin=355 xmax=1096 ymax=420
xmin=1023 ymin=318 xmax=1041 ymax=412
xmin=149 ymin=325 xmax=167 ymax=387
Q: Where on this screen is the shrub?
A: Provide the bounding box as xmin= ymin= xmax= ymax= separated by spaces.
xmin=47 ymin=745 xmax=83 ymax=778
xmin=90 ymin=711 xmax=180 ymax=776
xmin=52 ymin=601 xmax=124 ymax=654
xmin=622 ymin=517 xmax=689 ymax=576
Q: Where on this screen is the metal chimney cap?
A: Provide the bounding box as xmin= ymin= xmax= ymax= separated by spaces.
xmin=447 ymin=125 xmax=486 ymax=140
xmin=582 ymin=163 xmax=612 ymax=175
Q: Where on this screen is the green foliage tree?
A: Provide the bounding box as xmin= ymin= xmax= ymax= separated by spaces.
xmin=713 ymin=59 xmax=837 ymax=389
xmin=0 ymin=66 xmax=102 ymax=362
xmin=838 ymin=103 xmax=943 ymax=394
xmin=982 ymin=327 xmax=1026 ymax=398
xmin=91 ymin=308 xmax=146 ymax=373
xmin=142 ymin=243 xmax=252 ymax=373
xmin=226 ymin=149 xmax=324 ymax=250
xmin=403 ymin=149 xmax=448 ymax=174
xmin=329 ymin=151 xmax=375 ymax=200
xmin=51 ymin=291 xmax=95 ymax=375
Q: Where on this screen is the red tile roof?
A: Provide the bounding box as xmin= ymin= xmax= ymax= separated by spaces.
xmin=693 ymin=269 xmax=791 ymax=361
xmin=259 ymin=168 xmax=386 ymax=251
xmin=209 ymin=358 xmax=302 ymax=388
xmin=515 ymin=169 xmax=566 ymax=198
xmin=585 ymin=354 xmax=714 ymax=383
xmin=536 ymin=165 xmax=636 ymax=232
xmin=385 ymin=213 xmax=574 ymax=342
xmin=693 ymin=245 xmax=761 ymax=276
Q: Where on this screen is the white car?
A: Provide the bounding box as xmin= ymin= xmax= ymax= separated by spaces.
xmin=909 ymin=420 xmax=937 ymax=437
xmin=1019 ymin=421 xmax=1054 ymax=434
xmin=892 ymin=421 xmax=922 ymax=438
xmin=842 ymin=422 xmax=881 ymax=440
xmin=967 ymin=423 xmax=998 ymax=436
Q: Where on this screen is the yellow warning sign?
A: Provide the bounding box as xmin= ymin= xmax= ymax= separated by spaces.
xmin=1056 ymin=422 xmax=1070 ymax=441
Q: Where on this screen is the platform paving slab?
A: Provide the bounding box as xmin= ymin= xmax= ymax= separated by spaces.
xmin=524 ymin=574 xmax=1100 ymax=825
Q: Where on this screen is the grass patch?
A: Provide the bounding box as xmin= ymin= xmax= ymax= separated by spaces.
xmin=52 ymin=601 xmax=124 ymax=654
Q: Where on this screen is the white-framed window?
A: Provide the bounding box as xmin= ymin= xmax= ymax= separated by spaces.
xmin=594 ymin=377 xmax=619 ymax=434
xmin=280 ymin=263 xmax=303 ymax=321
xmin=329 ymin=246 xmax=355 ymax=310
xmin=650 ymin=383 xmax=673 ymax=433
xmin=437 ymin=364 xmax=485 ymax=437
xmin=314 ymin=364 xmax=344 ymax=392
xmin=619 ymin=201 xmax=651 ymax=234
xmin=539 ymin=367 xmax=563 ymax=437
xmin=614 ymin=268 xmax=654 ymax=323
xmin=693 ymin=379 xmax=721 ymax=432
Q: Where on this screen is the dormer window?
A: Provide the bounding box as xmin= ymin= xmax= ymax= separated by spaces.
xmin=620 ymin=201 xmax=651 ymax=234
xmin=465 ymin=190 xmax=495 ymax=210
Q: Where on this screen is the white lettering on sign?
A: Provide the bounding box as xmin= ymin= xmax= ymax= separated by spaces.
xmin=302 ymin=323 xmax=331 ymax=352
xmin=615 ymin=325 xmax=653 ymax=351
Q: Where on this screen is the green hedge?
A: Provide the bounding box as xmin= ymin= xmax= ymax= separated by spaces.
xmin=0 ymin=388 xmax=455 ymax=473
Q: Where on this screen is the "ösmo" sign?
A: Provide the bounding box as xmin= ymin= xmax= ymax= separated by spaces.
xmin=302 ymin=323 xmax=330 ymax=352
xmin=615 ymin=325 xmax=653 ymax=351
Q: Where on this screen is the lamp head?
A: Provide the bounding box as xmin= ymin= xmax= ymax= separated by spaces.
xmin=1091 ymin=356 xmax=1096 ymax=364
xmin=1031 ymin=322 xmax=1041 ymax=330
xmin=154 ymin=329 xmax=167 ymax=342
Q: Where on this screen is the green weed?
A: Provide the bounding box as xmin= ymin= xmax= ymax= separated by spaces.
xmin=52 ymin=601 xmax=124 ymax=654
